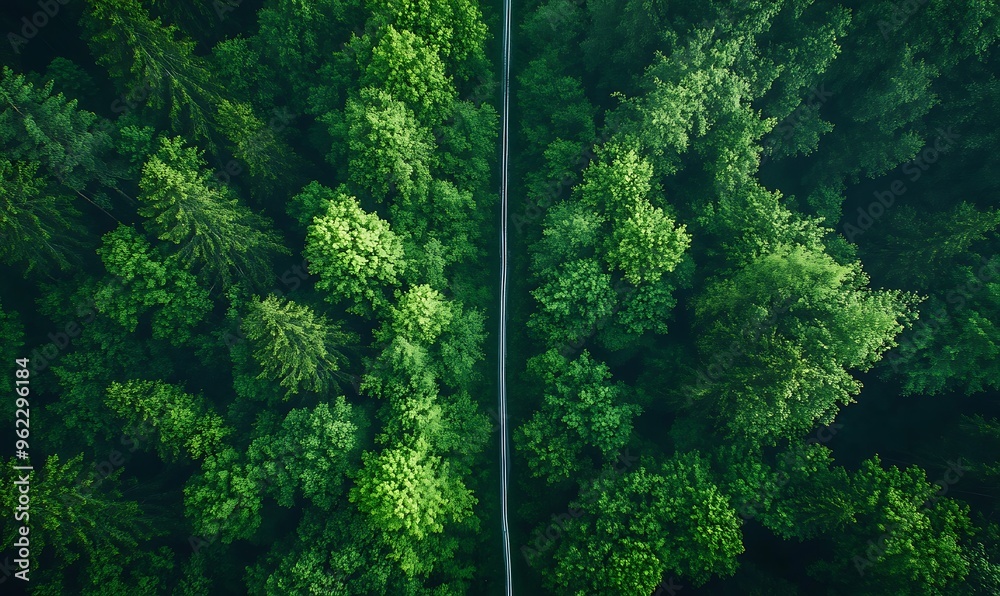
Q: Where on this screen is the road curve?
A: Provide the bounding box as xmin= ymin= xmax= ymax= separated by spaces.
xmin=498 ymin=0 xmax=513 ymax=590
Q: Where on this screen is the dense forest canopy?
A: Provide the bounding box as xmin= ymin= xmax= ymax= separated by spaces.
xmin=1 ymin=0 xmax=1000 ymax=594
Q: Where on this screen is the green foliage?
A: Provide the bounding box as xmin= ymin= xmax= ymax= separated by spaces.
xmin=809 ymin=456 xmax=973 ymax=594
xmin=241 ymin=295 xmax=350 ymax=398
xmin=863 ymin=203 xmax=1000 ymax=289
xmin=215 ymin=99 xmax=299 ymax=199
xmin=434 ymin=99 xmax=497 ymax=195
xmin=529 ymin=257 xmax=616 ymax=346
xmin=607 ymin=199 xmax=689 ymax=285
xmin=537 ymin=453 xmax=743 ymax=593
xmin=0 ymin=158 xmax=80 ymax=272
xmin=516 ymin=349 xmax=640 ymax=483
xmin=380 ymin=284 xmax=453 ymax=344
xmin=82 ymin=0 xmax=221 ymax=142
xmin=351 ymin=435 xmax=477 ymax=575
xmin=8 ymin=0 xmax=1000 ymax=592
xmin=694 ymin=243 xmax=916 ymax=444
xmin=249 ymin=396 xmax=363 ymax=509
xmin=253 ymin=0 xmax=351 ymax=110
xmin=529 ymin=141 xmax=691 ymax=350
xmin=0 ymin=454 xmax=163 ymax=586
xmin=887 ymin=256 xmax=1000 ymax=395
xmin=366 ymin=0 xmax=488 ymax=73
xmin=38 ymin=284 xmax=178 ymax=450
xmin=40 ymin=58 xmax=99 ymax=102
xmin=0 ymin=66 xmax=118 ymax=190
xmin=304 ymin=190 xmax=406 ymax=312
xmin=138 ymin=136 xmax=288 ymax=288
xmin=288 ymin=180 xmax=334 ymax=227
xmin=184 ymin=446 xmax=263 ymax=544
xmin=517 ymin=55 xmax=595 ymax=150
xmin=95 ymin=225 xmax=212 ymax=345
xmin=362 ymin=26 xmax=455 ymax=124
xmin=756 ymin=442 xmax=855 ymax=541
xmin=105 ymin=380 xmax=230 ymax=462
xmin=344 ymin=87 xmax=434 ymax=203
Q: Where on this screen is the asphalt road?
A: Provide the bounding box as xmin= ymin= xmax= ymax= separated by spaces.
xmin=497 ymin=0 xmax=513 ymax=591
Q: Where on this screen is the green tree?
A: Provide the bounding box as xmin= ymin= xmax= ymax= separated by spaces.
xmin=288 ymin=180 xmax=335 ymax=227
xmin=433 ymin=99 xmax=497 ymax=197
xmin=580 ymin=0 xmax=672 ymax=92
xmin=343 ymin=87 xmax=433 ymax=203
xmin=694 ymin=243 xmax=916 ymax=444
xmin=0 ymin=158 xmax=80 ymax=272
xmin=809 ymin=456 xmax=973 ymax=594
xmin=241 ymin=295 xmax=351 ymax=398
xmin=252 ymin=0 xmax=350 ymax=112
xmin=378 ymin=284 xmax=453 ymax=344
xmin=607 ymin=199 xmax=689 ymax=285
xmin=184 ymin=446 xmax=263 ymax=544
xmin=361 ymin=26 xmax=455 ymax=124
xmin=105 ymin=380 xmax=230 ymax=462
xmin=350 ymin=435 xmax=477 ymax=576
xmin=215 ymin=99 xmax=300 ymax=200
xmin=138 ymin=136 xmax=288 ymax=288
xmin=245 ymin=508 xmax=444 ymax=594
xmin=37 ymin=58 xmax=99 ymax=105
xmin=537 ymin=452 xmax=743 ymax=593
xmin=529 ymin=141 xmax=691 ymax=350
xmin=885 ymin=256 xmax=1000 ymax=395
xmin=82 ymin=0 xmax=221 ymax=142
xmin=0 ymin=454 xmax=163 ymax=587
xmin=862 ymin=203 xmax=1000 ymax=289
xmin=516 ymin=349 xmax=640 ymax=483
xmin=529 ymin=257 xmax=616 ymax=347
xmin=304 ymin=190 xmax=406 ymax=313
xmin=0 ymin=66 xmax=118 ymax=191
xmin=366 ymin=0 xmax=488 ymax=74
xmin=755 ymin=442 xmax=855 ymax=541
xmin=516 ymin=55 xmax=595 ymax=151
xmin=248 ymin=396 xmax=363 ymax=509
xmin=94 ymin=225 xmax=212 ymax=345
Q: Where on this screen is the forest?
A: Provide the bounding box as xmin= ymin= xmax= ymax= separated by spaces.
xmin=1 ymin=0 xmax=1000 ymax=594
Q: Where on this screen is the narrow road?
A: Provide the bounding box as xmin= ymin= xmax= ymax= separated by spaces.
xmin=497 ymin=0 xmax=513 ymax=590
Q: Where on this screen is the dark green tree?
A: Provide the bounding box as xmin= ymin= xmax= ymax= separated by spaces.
xmin=138 ymin=136 xmax=288 ymax=289
xmin=241 ymin=295 xmax=351 ymax=398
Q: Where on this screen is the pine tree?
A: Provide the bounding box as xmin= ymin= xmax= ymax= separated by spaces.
xmin=241 ymin=295 xmax=351 ymax=398
xmin=138 ymin=136 xmax=288 ymax=289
